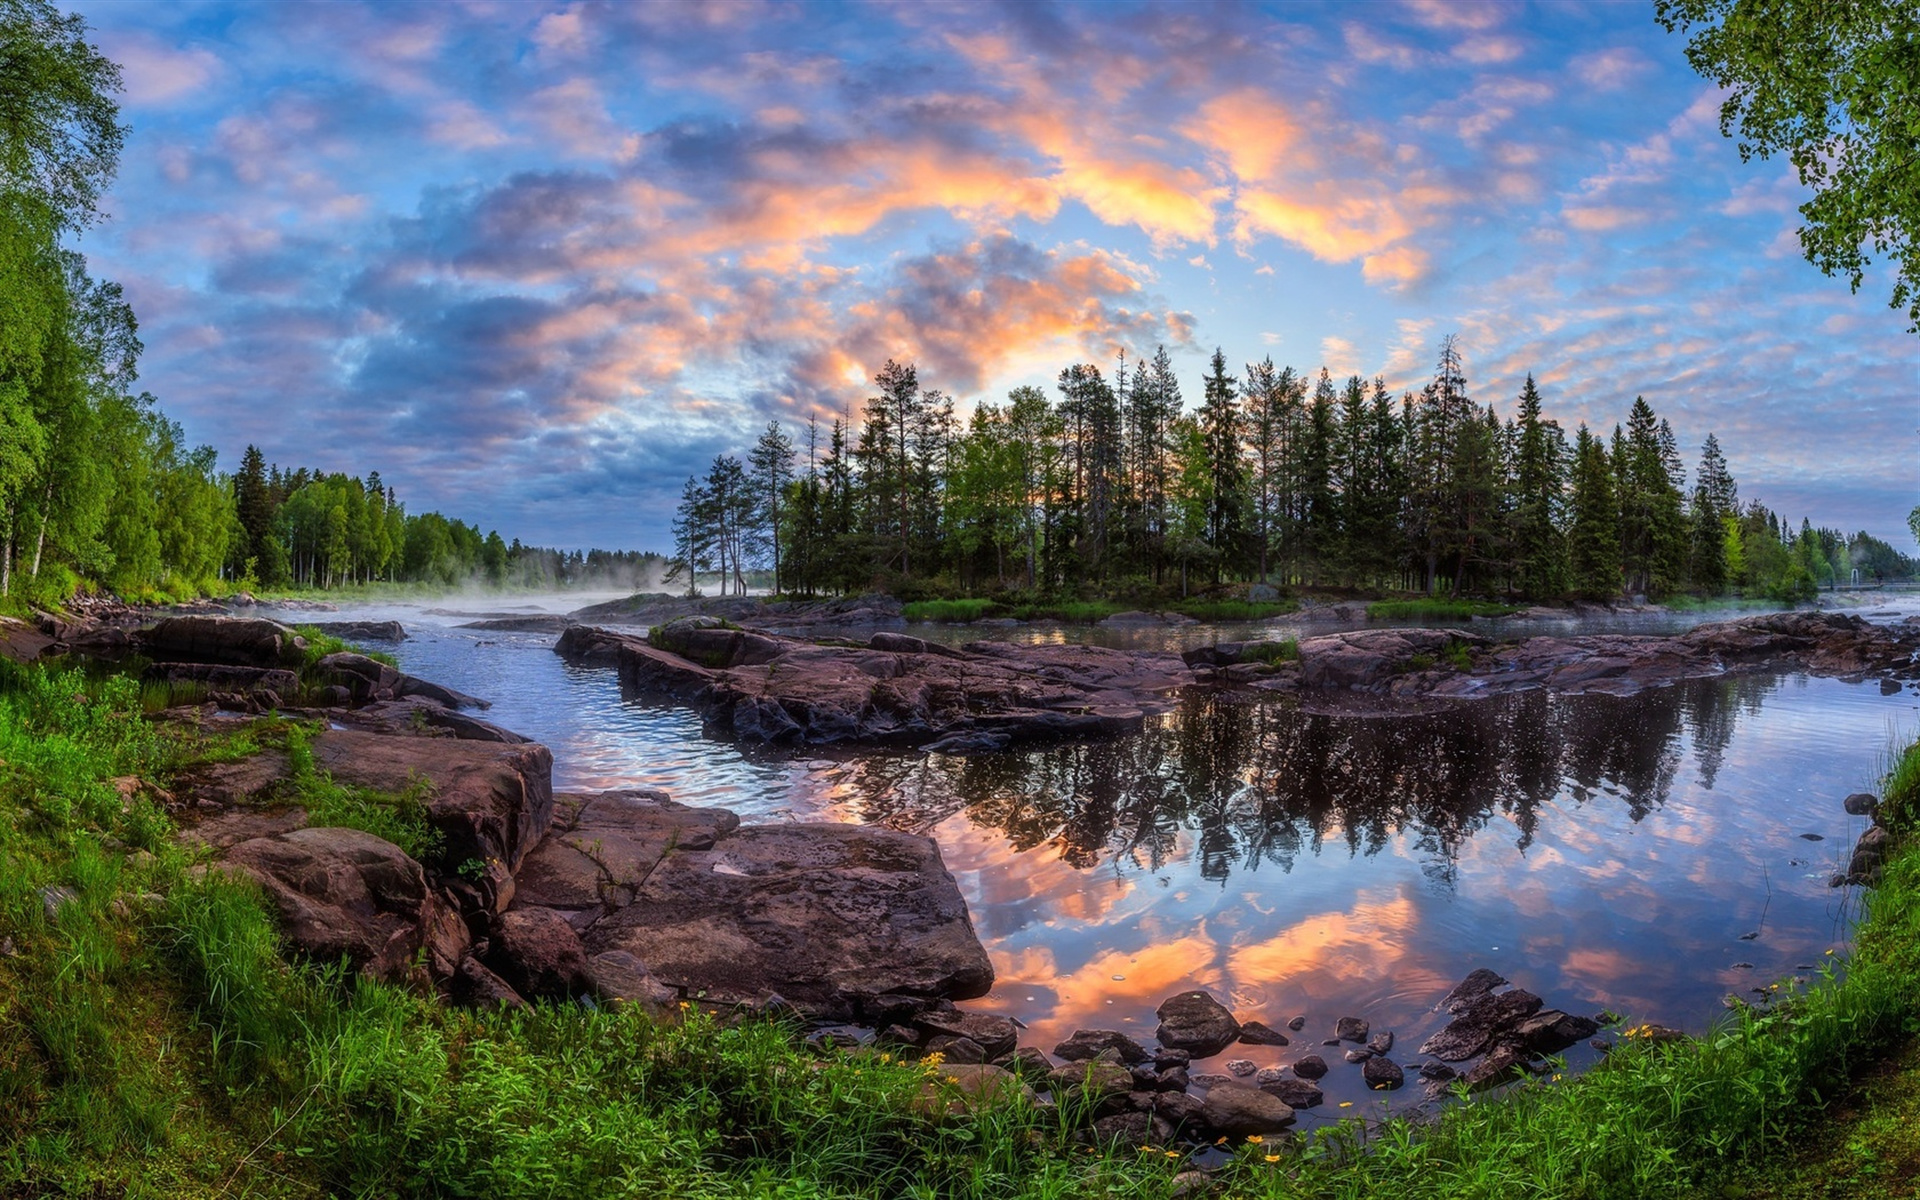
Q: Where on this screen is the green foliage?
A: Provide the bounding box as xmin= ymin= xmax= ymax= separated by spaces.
xmin=281 ymin=723 xmax=440 ymax=861
xmin=1367 ymin=598 xmax=1521 ymax=620
xmin=903 ymin=598 xmax=999 ymax=622
xmin=1658 ymin=0 xmax=1920 ymax=332
xmin=1238 ymin=638 xmax=1298 ymax=665
xmin=291 ymin=624 xmax=398 ymax=672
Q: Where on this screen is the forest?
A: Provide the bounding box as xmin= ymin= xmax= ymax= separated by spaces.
xmin=672 ymin=343 xmax=1916 ymax=604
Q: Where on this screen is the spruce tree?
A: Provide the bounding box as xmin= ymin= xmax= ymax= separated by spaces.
xmin=1198 ymin=348 xmax=1245 ymax=580
xmin=1569 ymin=426 xmax=1622 ymax=601
xmin=1510 ymin=375 xmax=1568 ymax=599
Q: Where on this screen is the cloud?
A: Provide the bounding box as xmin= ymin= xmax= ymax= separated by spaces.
xmin=99 ymin=31 xmax=221 ymax=106
xmin=1572 ymin=46 xmax=1653 ymax=91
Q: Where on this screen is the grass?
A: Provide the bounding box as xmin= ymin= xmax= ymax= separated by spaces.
xmin=903 ymin=597 xmax=1298 ymax=624
xmin=4 ymin=651 xmax=1920 ymax=1199
xmin=292 ymin=624 xmax=399 ymax=671
xmin=1366 ymin=598 xmax=1524 ymax=620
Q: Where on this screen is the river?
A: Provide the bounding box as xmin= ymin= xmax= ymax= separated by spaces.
xmin=260 ymin=593 xmax=1920 ymax=1125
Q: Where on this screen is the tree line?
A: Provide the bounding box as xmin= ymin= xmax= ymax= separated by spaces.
xmin=672 ymin=338 xmax=1914 ymax=603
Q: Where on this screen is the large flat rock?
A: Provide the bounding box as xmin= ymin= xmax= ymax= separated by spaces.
xmin=556 ymin=621 xmax=1193 ymax=749
xmin=511 ymin=789 xmax=740 ymax=928
xmin=582 ymin=821 xmax=993 ymax=1016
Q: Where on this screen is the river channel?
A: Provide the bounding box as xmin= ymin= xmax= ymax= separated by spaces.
xmin=261 ymin=595 xmax=1920 ymax=1124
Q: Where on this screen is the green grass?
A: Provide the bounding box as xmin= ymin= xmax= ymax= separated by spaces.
xmin=1659 ymin=595 xmax=1786 ymax=614
xmin=5 ymin=652 xmax=1920 ymax=1199
xmin=1170 ymin=599 xmax=1299 ymax=622
xmin=903 ymin=598 xmax=1001 ymax=622
xmin=1239 ymin=639 xmax=1300 ymax=665
xmin=1367 ymin=598 xmax=1523 ymax=620
xmin=292 ymin=624 xmax=399 ymax=671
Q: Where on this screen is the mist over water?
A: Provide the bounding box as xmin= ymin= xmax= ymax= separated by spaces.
xmin=268 ymin=594 xmax=1920 ymax=1121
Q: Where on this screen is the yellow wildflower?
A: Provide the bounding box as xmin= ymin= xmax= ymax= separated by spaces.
xmin=1246 ymin=1135 xmax=1264 ymax=1145
xmin=1338 ymin=1101 xmax=1353 ymax=1108
xmin=1164 ymin=1151 xmax=1179 ymax=1159
xmin=1264 ymin=1154 xmax=1281 ymax=1163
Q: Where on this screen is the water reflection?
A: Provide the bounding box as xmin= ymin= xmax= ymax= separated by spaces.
xmin=815 ymin=675 xmax=1788 ymax=883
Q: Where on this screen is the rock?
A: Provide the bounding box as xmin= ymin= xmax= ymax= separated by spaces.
xmin=1260 ymin=1078 xmax=1324 ymax=1108
xmin=308 ymin=731 xmax=554 ymax=872
xmin=1047 ymin=1061 xmax=1134 ymax=1107
xmin=1291 ymin=1054 xmax=1328 ymax=1080
xmin=1462 ymin=1045 xmax=1529 ymax=1091
xmin=1237 ymin=1020 xmax=1290 ymax=1047
xmin=915 ymin=1010 xmax=1018 ymax=1060
xmin=1420 ymin=989 xmax=1544 ymax=1061
xmin=1335 ymin=1016 xmax=1370 ymax=1043
xmin=39 ymin=885 xmax=78 ymax=921
xmin=1198 ymin=1082 xmax=1296 ymax=1137
xmin=1055 ymin=1029 xmax=1149 ymax=1064
xmin=314 ymin=652 xmax=403 ymax=703
xmin=1367 ymin=1031 xmax=1395 ymax=1055
xmin=337 ymin=698 xmax=531 ymax=743
xmin=1343 ymin=1048 xmax=1372 ymax=1063
xmin=1225 ymin=1058 xmax=1257 ymax=1077
xmin=144 ymin=662 xmax=301 ymax=709
xmin=450 ymin=953 xmax=527 ymax=1009
xmin=587 ymin=950 xmax=678 ymax=1008
xmin=1089 ymin=1111 xmax=1173 ymax=1146
xmin=805 ymin=1025 xmax=872 ymax=1052
xmin=1515 ymin=1010 xmax=1601 ymax=1055
xmin=487 ymin=907 xmax=594 ymax=1001
xmin=1286 ymin=1015 xmax=1306 ymax=1031
xmin=558 ymin=622 xmax=1191 ymax=748
xmin=225 ymin=826 xmax=468 ymax=982
xmin=313 ymin=620 xmax=407 ymax=642
xmin=1190 ymin=1072 xmax=1231 ymax=1089
xmin=915 ymin=1063 xmax=1033 ymax=1118
xmin=1418 ymin=1061 xmax=1457 ymax=1082
xmin=1153 ymin=1091 xmax=1206 ymax=1130
xmin=512 ymin=790 xmax=739 ymax=926
xmin=1844 ymin=792 xmax=1879 ymax=817
xmin=1844 ymin=825 xmax=1892 ymax=885
xmin=1439 ymin=968 xmax=1509 ymax=1013
xmin=1169 ymin=1170 xmax=1211 ymax=1199
xmin=458 ymin=616 xmax=575 ymax=633
xmin=394 ymin=674 xmax=490 ymax=710
xmin=140 ymin=616 xmax=306 ymax=668
xmin=1362 ymin=1057 xmax=1404 ymax=1090
xmin=583 ymin=823 xmax=992 ymax=1018
xmin=1155 ymin=990 xmax=1242 ymax=1058
xmin=1248 ymin=584 xmax=1280 ymax=603
xmin=1006 ymin=1046 xmax=1053 ymax=1082
xmin=1152 ymin=1048 xmax=1191 ymax=1068
xmin=926 ymin=1035 xmax=987 ymax=1064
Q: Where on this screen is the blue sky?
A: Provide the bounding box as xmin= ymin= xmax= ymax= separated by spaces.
xmin=71 ymin=0 xmax=1919 ymax=552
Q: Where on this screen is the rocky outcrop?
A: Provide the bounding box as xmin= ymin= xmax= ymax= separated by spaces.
xmin=582 ymin=822 xmax=993 ymax=1018
xmin=141 ymin=615 xmax=310 ymax=668
xmin=1418 ymin=970 xmax=1603 ymax=1092
xmin=312 ymin=620 xmax=407 ymax=642
xmin=224 ymin=826 xmax=469 ymax=982
xmin=556 ymin=619 xmax=1193 ymax=749
xmin=511 ymin=790 xmax=740 ymax=928
xmin=1203 ymin=611 xmax=1920 ymax=711
xmin=145 ymin=662 xmax=301 ymax=708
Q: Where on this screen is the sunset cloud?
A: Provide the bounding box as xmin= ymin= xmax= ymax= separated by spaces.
xmin=68 ymin=0 xmax=1919 ymax=550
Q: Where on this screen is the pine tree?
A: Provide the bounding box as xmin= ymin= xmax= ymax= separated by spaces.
xmin=747 ymin=421 xmax=794 ymax=594
xmin=1510 ymin=375 xmax=1568 ymax=599
xmin=1198 ymin=349 xmax=1244 ymax=580
xmin=1569 ymin=426 xmax=1621 ymax=601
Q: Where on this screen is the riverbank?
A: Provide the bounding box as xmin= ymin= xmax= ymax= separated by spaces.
xmin=0 ymin=615 xmax=1917 ymax=1196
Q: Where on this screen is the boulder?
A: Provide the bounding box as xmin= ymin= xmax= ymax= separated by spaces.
xmin=1155 ymin=990 xmax=1242 ymax=1058
xmin=1291 ymin=1054 xmax=1328 ymax=1080
xmin=315 ymin=652 xmax=403 ymax=702
xmin=312 ymin=620 xmax=407 ymax=642
xmin=914 ymin=1010 xmax=1018 ymax=1060
xmin=225 ymin=826 xmax=467 ymax=981
xmin=1844 ymin=792 xmax=1880 ymax=817
xmin=336 ymin=698 xmax=531 ymax=743
xmin=553 ymin=624 xmax=647 ymax=668
xmin=309 ymin=730 xmax=554 ymax=872
xmin=583 ymin=823 xmax=992 ymax=1018
xmin=1198 ymin=1082 xmax=1295 ymax=1136
xmin=1055 ymin=1029 xmax=1150 ymax=1064
xmin=915 ymin=1063 xmax=1033 ymax=1118
xmin=1047 ymin=1061 xmax=1134 ymax=1109
xmin=1237 ymin=1020 xmax=1290 ymax=1047
xmin=144 ymin=662 xmax=300 ymax=709
xmin=1090 ymin=1111 xmax=1174 ymax=1146
xmin=1361 ymin=1057 xmax=1405 ymax=1090
xmin=141 ymin=616 xmax=307 ymax=668
xmin=1516 ymin=1010 xmax=1600 ymax=1055
xmin=1259 ymin=1077 xmax=1324 ymax=1108
xmin=450 ymin=953 xmax=527 ymax=1009
xmin=1420 ymin=989 xmax=1545 ymax=1061
xmin=1335 ymin=1015 xmax=1370 ymax=1043
xmin=587 ymin=949 xmax=678 ymax=1008
xmin=486 ymin=907 xmax=595 ymax=1001
xmin=1439 ymin=968 xmax=1510 ymax=1013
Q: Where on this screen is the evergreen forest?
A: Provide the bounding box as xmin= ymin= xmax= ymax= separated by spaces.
xmin=673 ymin=342 xmax=1914 ymax=605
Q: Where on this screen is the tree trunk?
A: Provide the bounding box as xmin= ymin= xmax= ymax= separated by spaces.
xmin=30 ymin=474 xmax=53 ymax=578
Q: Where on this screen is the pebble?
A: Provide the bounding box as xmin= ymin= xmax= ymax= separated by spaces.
xmin=1225 ymin=1059 xmax=1256 ymax=1077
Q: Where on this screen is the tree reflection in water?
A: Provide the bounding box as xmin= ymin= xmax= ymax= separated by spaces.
xmin=819 ymin=672 xmax=1781 ymax=884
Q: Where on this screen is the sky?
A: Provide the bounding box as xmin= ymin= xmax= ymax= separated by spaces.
xmin=71 ymin=0 xmax=1919 ymax=553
